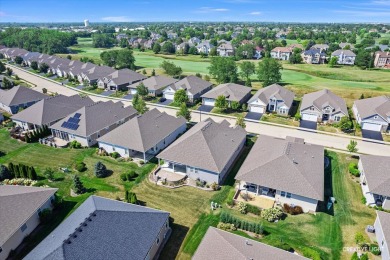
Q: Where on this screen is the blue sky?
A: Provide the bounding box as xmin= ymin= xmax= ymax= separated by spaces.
xmin=1 ymin=0 xmax=390 ymax=23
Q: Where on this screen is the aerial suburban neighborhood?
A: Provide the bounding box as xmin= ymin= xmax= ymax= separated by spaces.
xmin=0 ymin=1 xmax=390 ymax=260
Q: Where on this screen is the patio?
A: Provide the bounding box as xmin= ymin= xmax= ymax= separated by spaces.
xmin=39 ymin=136 xmax=68 ymax=148
xmin=153 ymin=167 xmax=187 ymax=186
xmin=234 ymin=189 xmax=275 ymax=209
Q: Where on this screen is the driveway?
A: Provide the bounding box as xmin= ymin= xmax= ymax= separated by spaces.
xmin=123 ymin=94 xmax=133 ymax=100
xmin=158 ymin=99 xmax=173 ymax=106
xmin=197 ymin=105 xmax=214 ymax=113
xmin=245 ymin=112 xmax=263 ymax=121
xmin=361 ymin=130 xmax=383 ymax=141
xmin=299 ymin=120 xmax=317 ymax=130
xmin=100 ymin=90 xmax=115 ymax=97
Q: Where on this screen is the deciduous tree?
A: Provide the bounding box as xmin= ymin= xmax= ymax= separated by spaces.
xmin=176 ymin=102 xmax=191 ymax=121
xmin=209 ymin=57 xmax=238 ymax=83
xmin=256 ymin=58 xmax=282 ymax=87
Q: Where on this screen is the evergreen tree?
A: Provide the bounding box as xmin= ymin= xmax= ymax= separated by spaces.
xmin=94 ymin=161 xmax=108 ymax=178
xmin=30 ymin=167 xmax=37 ymax=180
xmin=0 ymin=165 xmax=12 ymax=181
xmin=0 ymin=61 xmax=6 ymax=73
xmin=8 ymin=162 xmax=15 ymax=176
xmin=151 ymin=69 xmax=156 ymax=76
xmin=73 ymin=175 xmax=86 ymax=194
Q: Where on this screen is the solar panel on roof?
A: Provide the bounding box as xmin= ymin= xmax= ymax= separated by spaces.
xmin=68 ymin=117 xmax=80 ymax=124
xmin=74 ymin=113 xmax=81 ymax=118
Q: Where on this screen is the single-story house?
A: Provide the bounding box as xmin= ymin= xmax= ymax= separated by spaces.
xmin=301 ymin=49 xmax=326 ymax=64
xmin=80 ymin=65 xmax=116 ymax=85
xmin=353 ymin=96 xmax=390 ymax=132
xmin=270 ymin=47 xmax=292 ymax=60
xmin=247 ymin=83 xmax=294 ymax=115
xmin=235 ymin=135 xmax=324 ymax=213
xmin=163 ymin=75 xmax=212 ymax=102
xmin=97 ymin=69 xmax=146 ymax=91
xmin=193 ymin=227 xmax=308 ymax=260
xmin=25 ymin=196 xmax=171 ymax=260
xmin=69 ymin=62 xmax=95 ymax=80
xmin=50 ymin=101 xmax=137 ymax=147
xmin=374 ymin=211 xmax=390 ymax=260
xmin=0 ymin=186 xmax=57 ymax=260
xmin=300 ymin=89 xmax=348 ymax=123
xmin=97 ymin=109 xmax=187 ymax=161
xmin=201 ymin=83 xmax=252 ymax=107
xmin=359 ymin=155 xmax=390 ymax=210
xmin=0 ymin=86 xmax=46 ymax=114
xmin=157 ymin=119 xmax=246 ymax=184
xmin=12 ymin=95 xmax=95 ymax=131
xmin=128 ymin=75 xmax=177 ymax=96
xmin=331 ymin=50 xmax=356 ymax=65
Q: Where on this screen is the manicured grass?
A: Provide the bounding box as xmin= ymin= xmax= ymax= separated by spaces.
xmin=261 ymin=113 xmax=300 ymax=127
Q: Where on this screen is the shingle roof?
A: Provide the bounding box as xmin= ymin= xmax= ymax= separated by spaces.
xmin=235 ymin=135 xmax=324 ymax=201
xmin=25 ymin=196 xmax=169 ymax=260
xmin=11 ymin=95 xmax=95 ymax=126
xmin=248 ymin=84 xmax=294 ymax=108
xmin=201 ymin=83 xmax=251 ymax=103
xmin=193 ymin=227 xmax=308 ymax=260
xmin=0 ymin=186 xmax=57 ymax=246
xmin=69 ymin=62 xmax=95 ymax=76
xmin=312 ymin=44 xmax=329 ymax=50
xmin=83 ymin=66 xmax=116 ymax=81
xmin=172 ymin=75 xmax=212 ymax=95
xmin=354 ymin=96 xmax=390 ymax=121
xmin=51 ymin=101 xmax=137 ymax=137
xmin=157 ymin=119 xmax=246 ymax=173
xmin=301 ymin=89 xmax=348 ymax=115
xmin=331 ymin=49 xmax=356 ymax=57
xmin=303 ymin=49 xmax=326 ymax=56
xmin=271 ymin=47 xmax=292 ymax=53
xmin=0 ymin=86 xmax=46 ymax=107
xmin=97 ymin=108 xmax=186 ymax=153
xmin=129 ymin=75 xmax=177 ymax=91
xmin=105 ymin=68 xmax=146 ymax=86
xmin=376 ymin=211 xmax=390 ymax=247
xmin=360 ymin=155 xmax=390 ymax=197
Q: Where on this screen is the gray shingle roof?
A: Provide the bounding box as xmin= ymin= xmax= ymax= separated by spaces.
xmin=201 ymin=83 xmax=251 ymax=103
xmin=354 ymin=96 xmax=390 ymax=121
xmin=376 ymin=211 xmax=390 ymax=247
xmin=97 ymin=108 xmax=186 ymax=153
xmin=172 ymin=75 xmax=212 ymax=96
xmin=360 ymin=155 xmax=390 ymax=197
xmin=105 ymin=68 xmax=146 ymax=86
xmin=129 ymin=75 xmax=177 ymax=91
xmin=235 ymin=135 xmax=324 ymax=201
xmin=0 ymin=186 xmax=57 ymax=246
xmin=157 ymin=119 xmax=246 ymax=173
xmin=11 ymin=95 xmax=95 ymax=126
xmin=69 ymin=62 xmax=95 ymax=76
xmin=25 ymin=196 xmax=169 ymax=260
xmin=0 ymin=86 xmax=46 ymax=107
xmin=300 ymin=89 xmax=348 ymax=115
xmin=331 ymin=49 xmax=356 ymax=57
xmin=83 ymin=66 xmax=116 ymax=81
xmin=248 ymin=84 xmax=294 ymax=108
xmin=193 ymin=227 xmax=308 ymax=260
xmin=51 ymin=101 xmax=137 ymax=137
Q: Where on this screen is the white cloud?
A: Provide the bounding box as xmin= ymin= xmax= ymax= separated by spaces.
xmin=249 ymin=11 xmax=262 ymax=15
xmin=195 ymin=7 xmax=229 ymax=13
xmin=101 ymin=16 xmax=133 ymax=22
xmin=333 ymin=9 xmax=390 ymax=16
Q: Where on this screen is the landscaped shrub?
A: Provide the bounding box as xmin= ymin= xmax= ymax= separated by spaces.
xmin=301 ymin=247 xmax=323 ymax=260
xmin=39 ymin=208 xmax=53 ymax=223
xmin=139 ymin=160 xmax=144 ymax=165
xmin=350 ymin=252 xmax=359 ymax=260
xmin=43 ymin=168 xmax=55 ymax=181
xmin=25 ymin=125 xmax=51 ymax=143
xmin=354 ymin=232 xmax=365 ymax=245
xmin=220 ymin=212 xmax=264 ymax=235
xmin=75 ymin=162 xmax=86 ymax=172
xmin=283 ymin=204 xmax=303 ymax=215
xmin=126 ymin=169 xmax=137 ymax=181
xmin=261 ymin=208 xmax=284 ymax=222
xmin=369 ymin=243 xmax=381 ymax=256
xmin=273 ymin=240 xmax=293 ymax=252
xmin=120 ymin=173 xmax=127 ymax=181
xmin=211 ymin=182 xmax=219 ymax=191
xmin=7 ymin=163 xmax=37 ymax=180
xmin=0 ymin=164 xmax=13 ymax=181
xmin=360 ymin=253 xmax=368 ymax=260
xmin=348 ymin=162 xmax=360 ymax=177
xmin=69 ymin=140 xmax=82 ymax=149
xmin=94 ymin=161 xmax=109 ymax=178
xmin=238 ymin=202 xmax=248 ymax=214
xmin=361 ymin=196 xmax=367 ymax=204
xmin=73 ymin=175 xmax=86 ymax=194
xmin=110 ymin=152 xmax=120 ymax=159
xmin=246 ymin=204 xmax=261 ymax=215
xmin=1 ymin=178 xmax=37 ymax=186
xmin=0 ymin=150 xmax=6 ymax=157
xmin=217 ymin=222 xmax=236 ymax=231
xmin=125 ymin=190 xmax=138 ymax=204
xmin=196 ymin=178 xmax=206 ymax=187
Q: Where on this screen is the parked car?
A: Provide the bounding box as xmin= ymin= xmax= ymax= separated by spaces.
xmin=159 ymin=97 xmax=166 ymax=103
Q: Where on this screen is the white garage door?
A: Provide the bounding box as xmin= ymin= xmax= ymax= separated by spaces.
xmin=302 ymin=113 xmax=318 ymax=122
xmin=164 ymin=93 xmax=175 ymax=100
xmin=130 ymin=89 xmax=137 ymax=94
xmin=250 ymin=106 xmax=264 ymax=113
xmin=203 ymin=98 xmax=215 ymax=106
xmin=362 ymin=123 xmax=382 ymax=131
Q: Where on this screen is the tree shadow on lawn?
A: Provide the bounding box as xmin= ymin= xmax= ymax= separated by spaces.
xmin=159 ymin=218 xmax=189 ymax=260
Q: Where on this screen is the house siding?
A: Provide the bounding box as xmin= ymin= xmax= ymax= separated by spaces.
xmin=0 ymin=195 xmax=54 ymax=260
xmin=275 ymin=190 xmax=318 ymax=213
xmin=146 ymin=218 xmax=171 ymax=260
xmin=0 ymin=100 xmax=39 ymax=115
xmin=374 ymin=216 xmax=390 ymax=260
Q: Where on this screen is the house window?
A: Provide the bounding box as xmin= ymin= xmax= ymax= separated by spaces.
xmin=334 ymin=116 xmax=341 ymax=122
xmin=281 ymin=191 xmax=286 ymax=197
xmin=156 ymin=238 xmax=160 ymax=245
xmin=113 ymin=147 xmax=116 ymax=152
xmin=374 ymin=116 xmax=378 ymax=119
xmin=21 ymin=223 xmax=27 ymax=232
xmin=194 ymin=168 xmax=198 ymax=173
xmin=310 ymin=106 xmax=314 ymax=111
xmin=286 ymin=193 xmax=292 ymax=198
